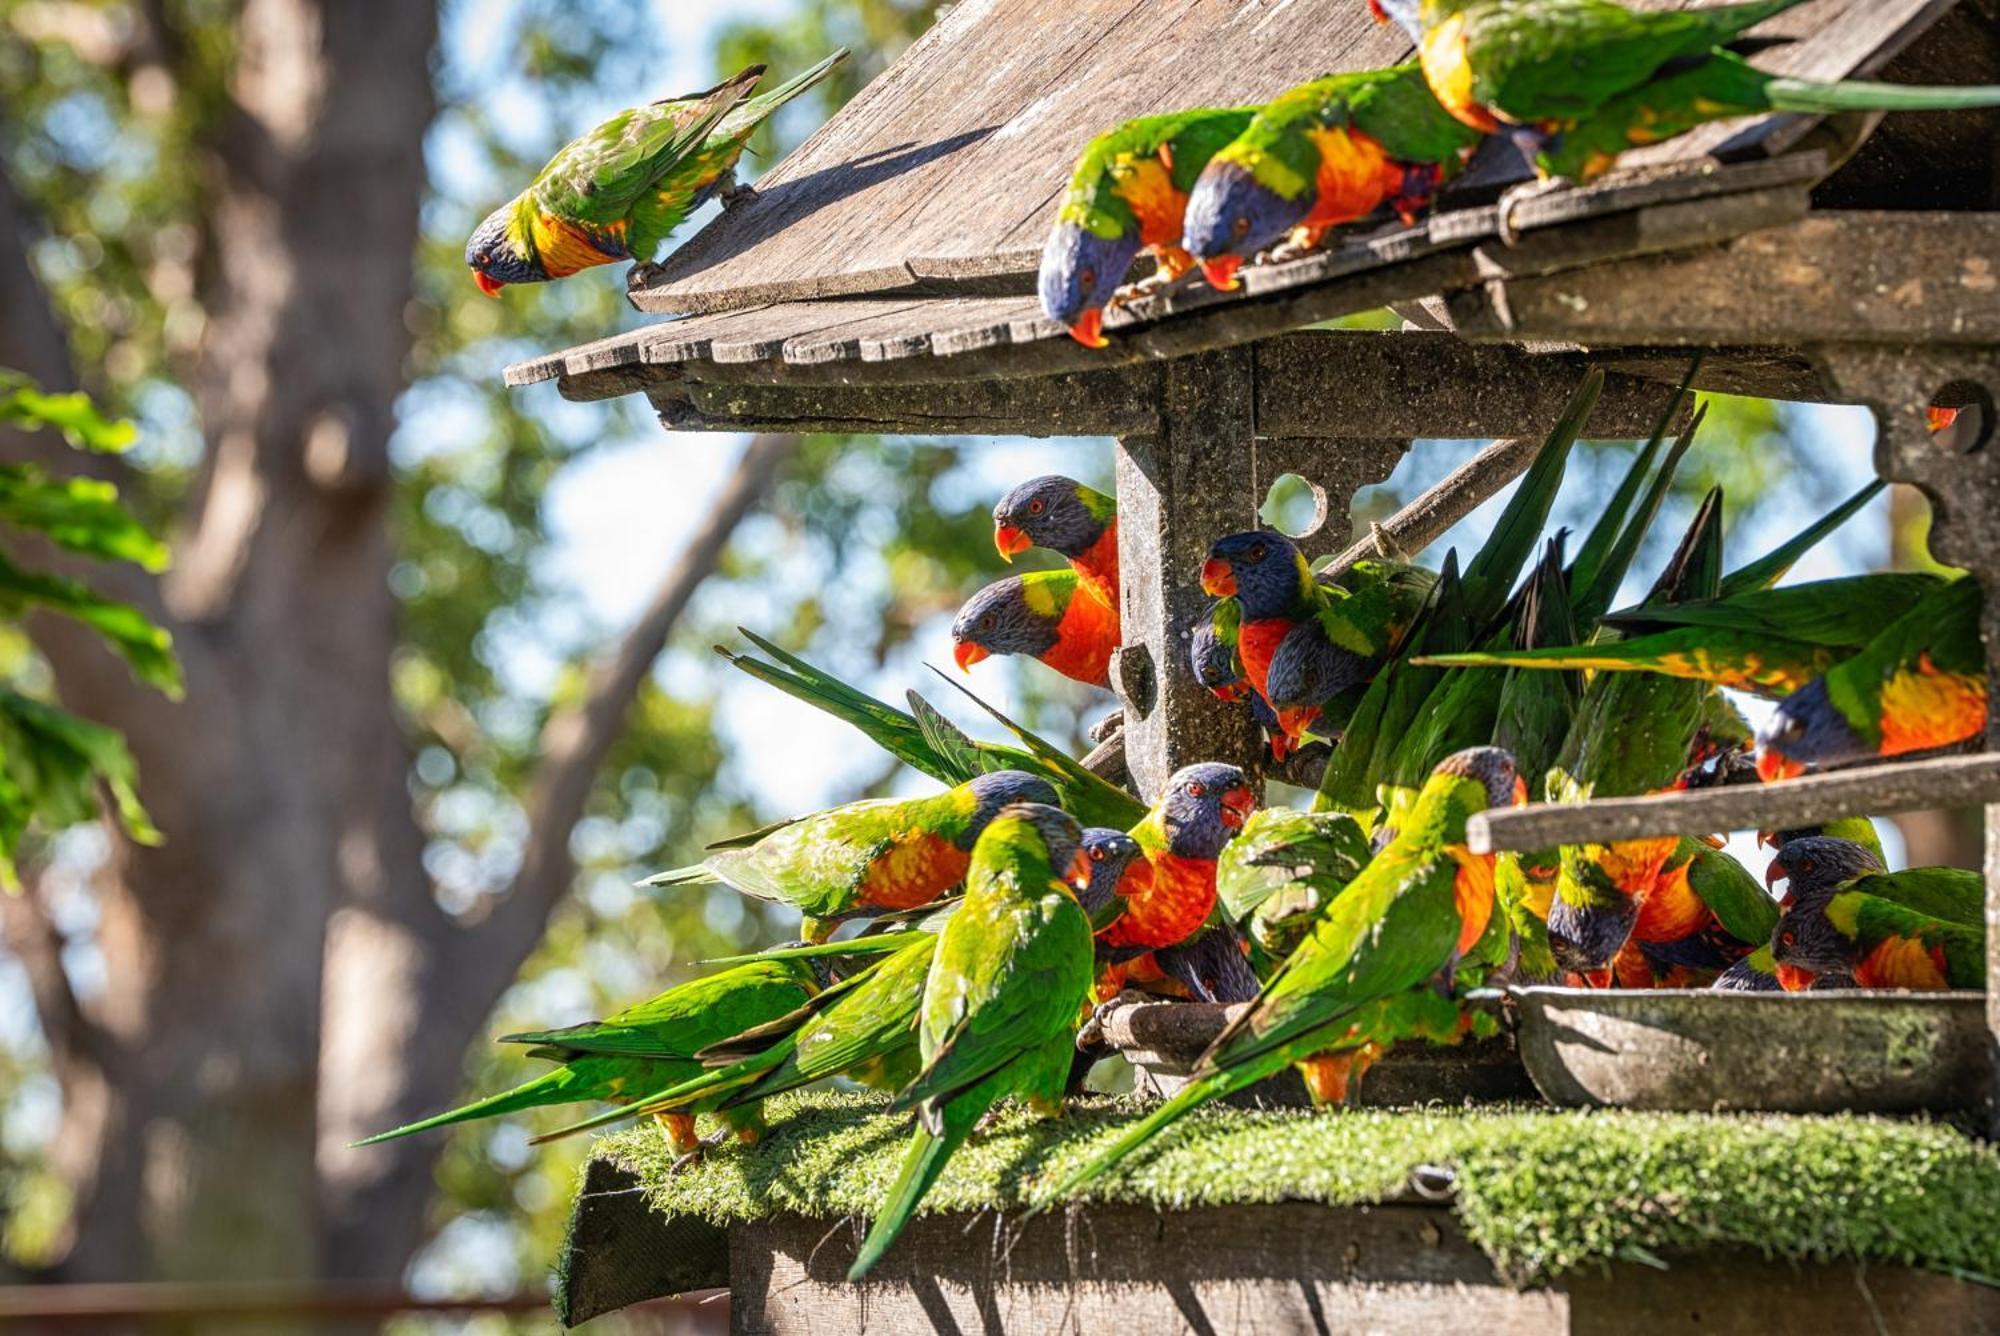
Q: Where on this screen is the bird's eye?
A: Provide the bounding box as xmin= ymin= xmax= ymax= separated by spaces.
xmin=1799 ymin=859 xmax=1815 ymax=875
xmin=1027 ymin=498 xmax=1045 ymax=515
xmin=1780 ymin=718 xmax=1803 ymax=738
xmin=1247 ymin=543 xmax=1267 ymax=562
xmin=980 ymin=615 xmax=996 ymax=632
xmin=1780 ymin=930 xmax=1796 ymax=947
xmin=1090 ymin=848 xmax=1106 ymax=862
xmin=1078 ymin=265 xmax=1096 ymax=288
xmin=1231 ymin=216 xmax=1251 ymax=239
xmin=1187 ymin=781 xmax=1207 ymax=797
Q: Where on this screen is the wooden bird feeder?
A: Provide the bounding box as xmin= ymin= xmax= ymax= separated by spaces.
xmin=508 ymin=0 xmax=2000 ymax=1327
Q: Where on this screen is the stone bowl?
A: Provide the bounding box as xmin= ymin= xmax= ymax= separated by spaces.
xmin=1509 ymin=986 xmax=1988 ymax=1114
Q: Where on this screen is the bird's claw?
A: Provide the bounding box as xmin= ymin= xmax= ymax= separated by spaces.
xmin=1075 ymin=989 xmax=1146 ymax=1052
xmin=1088 ymin=710 xmax=1125 ymax=744
xmin=715 ymin=169 xmax=757 ymax=211
xmin=668 ymin=1129 xmax=730 ymax=1174
xmin=626 ymin=261 xmax=665 ymax=293
xmin=1368 ymin=521 xmax=1409 ymax=563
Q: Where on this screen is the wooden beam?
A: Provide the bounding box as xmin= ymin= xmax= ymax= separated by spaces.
xmin=1466 ymin=755 xmax=2000 ymax=855
xmin=1321 ymin=435 xmax=1545 ymax=578
xmin=1449 ymin=212 xmax=2000 ymax=347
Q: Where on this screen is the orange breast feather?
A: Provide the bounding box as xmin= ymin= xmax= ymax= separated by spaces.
xmin=858 ymin=831 xmax=968 ymax=911
xmin=1102 ymin=852 xmax=1216 ymax=951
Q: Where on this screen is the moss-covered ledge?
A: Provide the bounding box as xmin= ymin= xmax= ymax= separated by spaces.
xmin=557 ymin=1090 xmax=2000 ymax=1326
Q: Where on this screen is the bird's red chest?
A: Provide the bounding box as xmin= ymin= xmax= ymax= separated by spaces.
xmin=858 ymin=832 xmax=969 ymax=911
xmin=1074 ymin=522 xmax=1120 ymax=612
xmin=1101 ymin=852 xmax=1216 ymax=951
xmin=1449 ymin=849 xmax=1497 ymax=958
xmin=1632 ymin=859 xmax=1710 ymax=945
xmin=1236 ymin=619 xmax=1293 ymax=694
xmin=1043 ymin=588 xmax=1119 ymax=687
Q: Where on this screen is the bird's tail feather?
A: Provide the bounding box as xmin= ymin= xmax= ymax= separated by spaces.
xmin=719 ymin=49 xmax=849 ymax=138
xmin=641 ymin=863 xmax=716 ymax=888
xmin=1763 ymin=77 xmax=2000 ymax=115
xmin=848 ymin=1101 xmax=975 ymax=1280
xmin=352 ymin=1067 xmax=581 ymax=1147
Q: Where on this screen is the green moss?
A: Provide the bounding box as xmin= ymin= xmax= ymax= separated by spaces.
xmin=591 ymin=1090 xmax=2000 ymax=1287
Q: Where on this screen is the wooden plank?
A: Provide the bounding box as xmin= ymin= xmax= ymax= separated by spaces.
xmin=634 ymin=0 xmax=1415 ymax=315
xmin=1322 ymin=435 xmax=1547 ymax=578
xmin=730 ymin=1203 xmax=2000 ymax=1335
xmin=707 ymin=299 xmax=932 ymax=364
xmin=1466 ymin=755 xmax=2000 ymax=856
xmin=1450 ymin=212 xmax=2000 ymax=347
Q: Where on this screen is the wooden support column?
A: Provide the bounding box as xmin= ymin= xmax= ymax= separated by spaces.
xmin=1814 ymin=342 xmax=2000 ymax=1127
xmin=1114 ymin=350 xmax=1263 ymax=800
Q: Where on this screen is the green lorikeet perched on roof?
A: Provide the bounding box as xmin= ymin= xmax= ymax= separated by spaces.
xmin=1039 ymin=108 xmax=1257 ymax=347
xmin=952 ymin=569 xmax=1119 ymax=689
xmin=352 ymin=958 xmax=821 ymax=1157
xmin=1181 ymin=61 xmax=1486 ymax=292
xmin=1043 ymin=748 xmax=1525 ymax=1203
xmin=1368 ymin=0 xmax=2000 ymax=189
xmin=1767 ymin=838 xmax=1985 ymax=992
xmin=531 ymin=935 xmax=939 ymax=1146
xmin=1200 ymin=531 xmax=1436 ymax=758
xmin=848 ymin=804 xmax=1096 ymax=1279
xmin=465 ymin=51 xmax=847 ymax=295
xmin=992 ymin=476 xmax=1119 ymax=613
xmin=717 ymin=630 xmax=1145 ymax=831
xmin=645 ymin=770 xmax=1058 ymax=941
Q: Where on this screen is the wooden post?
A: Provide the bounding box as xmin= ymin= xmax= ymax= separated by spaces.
xmin=1114 ymin=350 xmax=1263 ymax=799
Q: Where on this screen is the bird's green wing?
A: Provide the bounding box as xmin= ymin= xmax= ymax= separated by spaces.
xmin=1345 ymin=59 xmax=1489 ymax=164
xmin=1216 ymin=808 xmax=1372 ymax=927
xmin=1838 ymin=892 xmax=1985 ymax=989
xmin=1822 ymin=576 xmax=1984 ymax=747
xmin=1682 ymin=842 xmax=1776 ymax=946
xmin=1846 ymin=868 xmax=1984 ymax=929
xmin=1458 ymin=0 xmax=1805 ymax=125
xmin=1601 ymin=573 xmax=1946 ymax=646
xmin=700 ymin=802 xmax=903 ymax=918
xmin=729 ymin=939 xmax=934 ymax=1104
xmin=1420 ymin=626 xmax=1840 ymax=697
xmin=901 ymin=868 xmax=1092 ymax=1111
xmin=497 ymin=958 xmax=815 ymax=1060
xmin=530 ymin=67 xmax=761 ymax=227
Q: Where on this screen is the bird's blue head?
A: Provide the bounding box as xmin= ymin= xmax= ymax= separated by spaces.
xmin=1039 ymin=222 xmax=1144 ymax=348
xmin=1367 ymin=0 xmax=1424 ymax=42
xmin=1182 ymin=159 xmax=1310 ymax=291
xmin=465 ymin=205 xmax=544 ymax=296
xmin=1077 ymin=826 xmax=1143 ymax=917
xmin=1764 ymin=834 xmax=1881 ymax=898
xmin=1158 ymin=762 xmax=1256 ymax=860
xmin=1202 ymin=530 xmax=1310 ymax=620
xmin=962 ymin=771 xmax=1062 ymax=846
xmin=950 ymin=577 xmax=1062 ymax=672
xmin=1188 ymin=617 xmax=1246 ymax=699
xmin=993 ymin=475 xmax=1112 ymax=563
xmin=1755 ymin=678 xmax=1865 ymax=781
xmin=1433 ymin=746 xmax=1527 ymax=813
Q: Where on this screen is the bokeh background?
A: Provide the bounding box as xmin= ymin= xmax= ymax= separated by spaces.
xmin=0 ymin=0 xmax=1973 ymax=1330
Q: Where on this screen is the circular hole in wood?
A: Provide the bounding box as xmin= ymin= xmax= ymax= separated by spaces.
xmin=1259 ymin=473 xmax=1330 ymax=540
xmin=1927 ymin=381 xmax=1993 ymax=455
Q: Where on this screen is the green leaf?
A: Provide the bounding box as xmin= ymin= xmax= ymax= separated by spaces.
xmin=0 ymin=465 xmax=170 ymax=571
xmin=0 ymin=551 xmax=182 ymax=697
xmin=0 ymin=371 xmax=139 ymax=453
xmin=0 ymin=689 xmax=160 ymax=890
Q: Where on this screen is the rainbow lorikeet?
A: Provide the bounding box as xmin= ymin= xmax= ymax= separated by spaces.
xmin=351 ymin=958 xmax=821 ymax=1157
xmin=1713 ymin=944 xmax=1853 ymax=992
xmin=1611 ymin=838 xmax=1772 ymax=989
xmin=1760 ymin=817 xmax=1885 ymax=870
xmin=1077 ymin=827 xmax=1145 ymax=930
xmin=466 ymin=51 xmax=846 ymax=295
xmin=1097 ymin=762 xmax=1256 ymax=960
xmin=534 ymin=935 xmax=942 ymax=1146
xmin=1757 ymin=575 xmax=1986 ymax=781
xmin=1182 ymin=61 xmax=1485 ymax=291
xmin=1190 ymin=598 xmax=1289 ymax=742
xmin=992 ymin=475 xmax=1119 ymax=613
xmin=1044 ymin=748 xmax=1525 ymax=1202
xmin=951 ymin=570 xmax=1118 ymax=689
xmin=1040 ymin=108 xmax=1258 ymax=347
xmin=645 ymin=770 xmax=1058 ymax=941
xmin=849 ymin=803 xmax=1096 ymax=1279
xmin=1217 ymin=807 xmax=1374 ymax=962
xmin=719 ymin=629 xmax=1144 ymax=831
xmin=1201 ymin=531 xmax=1435 ymax=756
xmin=1767 ymin=838 xmax=1985 ymax=992
xmin=1368 ymin=0 xmax=2000 ymax=190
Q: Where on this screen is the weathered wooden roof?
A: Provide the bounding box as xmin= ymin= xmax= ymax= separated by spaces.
xmin=505 ymin=0 xmax=1990 ymax=402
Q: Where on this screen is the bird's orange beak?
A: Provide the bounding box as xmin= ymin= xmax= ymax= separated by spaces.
xmin=1200 ymin=255 xmax=1244 ymax=291
xmin=473 ymin=269 xmax=505 ymax=299
xmin=1756 ymin=830 xmax=1781 ymax=851
xmin=1066 ymin=307 xmax=1109 ymax=349
xmin=1774 ymin=964 xmax=1815 ymax=993
xmin=1764 ymin=859 xmax=1788 ymax=893
xmin=1201 ymin=558 xmax=1236 ymax=597
xmin=1755 ymin=749 xmax=1805 ymax=783
xmin=953 ymin=640 xmax=989 ymax=673
xmin=1219 ymin=784 xmax=1256 ymax=830
xmin=1511 ymin=776 xmax=1530 ymax=808
xmin=1066 ymin=848 xmax=1094 ymax=891
xmin=1367 ymin=0 xmax=1390 ymax=21
xmin=1209 ymin=682 xmax=1249 ymax=703
xmin=994 ymin=524 xmax=1031 ymax=562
